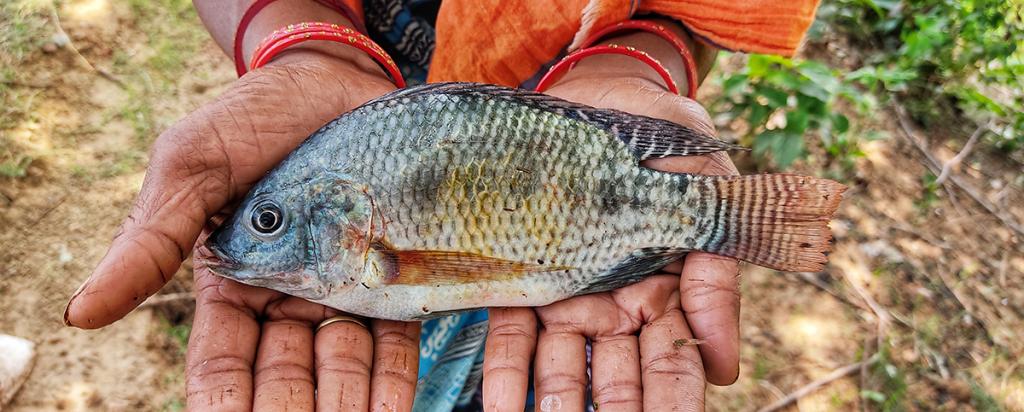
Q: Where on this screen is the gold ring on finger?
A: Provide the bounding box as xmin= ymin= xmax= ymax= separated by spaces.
xmin=317 ymin=315 xmax=367 ymax=333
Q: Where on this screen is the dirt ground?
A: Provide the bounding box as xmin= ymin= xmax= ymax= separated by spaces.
xmin=1 ymin=1 xmax=1022 ymax=411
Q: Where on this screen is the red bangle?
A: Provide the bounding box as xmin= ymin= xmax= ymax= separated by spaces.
xmin=249 ymin=22 xmax=406 ymax=88
xmin=534 ymin=44 xmax=679 ymax=95
xmin=234 ymin=0 xmax=366 ymax=77
xmin=579 ymin=20 xmax=698 ymax=99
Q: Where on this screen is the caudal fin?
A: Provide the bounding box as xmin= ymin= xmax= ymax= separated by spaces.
xmin=702 ymin=174 xmax=846 ymax=272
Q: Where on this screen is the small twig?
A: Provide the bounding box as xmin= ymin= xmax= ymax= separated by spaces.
xmin=793 ymin=272 xmax=869 ymax=311
xmin=887 ymin=221 xmax=952 ymax=250
xmin=757 ymin=354 xmax=881 ymax=412
xmin=942 ymin=184 xmax=968 ymax=218
xmin=935 ymin=121 xmax=989 ymax=185
xmin=138 ymin=292 xmax=194 ymax=309
xmin=0 ymin=79 xmax=51 ymax=89
xmin=997 ymin=250 xmax=1009 ymax=288
xmin=49 ymin=5 xmax=126 ymax=89
xmin=892 ymin=101 xmax=1024 ymax=238
xmin=758 ymin=379 xmax=788 ymax=403
xmin=19 ymin=196 xmax=67 ymax=232
xmin=859 ymin=334 xmax=872 ymax=412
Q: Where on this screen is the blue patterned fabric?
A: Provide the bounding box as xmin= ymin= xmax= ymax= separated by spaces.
xmin=412 ymin=311 xmax=488 ymax=411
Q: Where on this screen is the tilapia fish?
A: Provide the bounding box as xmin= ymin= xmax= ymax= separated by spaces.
xmin=203 ymin=82 xmax=845 ymax=321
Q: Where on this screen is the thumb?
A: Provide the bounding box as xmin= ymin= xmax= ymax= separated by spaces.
xmin=64 ymin=120 xmax=230 ymax=329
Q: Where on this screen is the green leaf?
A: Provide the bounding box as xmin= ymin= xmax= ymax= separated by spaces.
xmin=722 ymin=74 xmax=749 ymax=96
xmin=758 ymin=87 xmax=790 ymax=108
xmin=775 ymin=133 xmax=806 ymax=168
xmin=796 ymin=94 xmax=827 ymax=117
xmin=832 ymin=113 xmax=850 ymax=134
xmin=797 ymin=82 xmax=831 ymax=103
xmin=754 ymin=130 xmax=805 ymax=169
xmin=748 ymin=104 xmax=771 ymax=128
xmin=785 ymin=110 xmax=810 ymax=135
xmin=796 ymin=60 xmax=840 ymax=93
xmin=861 ymin=390 xmax=887 ymax=403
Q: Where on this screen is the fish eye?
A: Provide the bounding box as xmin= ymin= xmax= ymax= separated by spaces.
xmin=249 ymin=200 xmax=285 ymax=236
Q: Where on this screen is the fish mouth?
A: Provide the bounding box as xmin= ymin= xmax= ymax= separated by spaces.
xmin=198 ymin=242 xmax=242 ymax=274
xmin=198 ymin=243 xmax=327 ymax=299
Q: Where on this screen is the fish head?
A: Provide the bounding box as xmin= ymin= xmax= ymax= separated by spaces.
xmin=202 ymin=177 xmax=376 ymax=301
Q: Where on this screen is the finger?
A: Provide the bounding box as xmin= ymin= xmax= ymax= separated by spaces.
xmin=534 ymin=328 xmax=587 ymax=411
xmin=253 ymin=319 xmax=315 ymax=412
xmin=639 ymin=308 xmax=705 ymax=412
xmin=315 ymin=318 xmax=373 ymax=411
xmin=186 ymin=276 xmax=260 ymax=411
xmin=680 ymin=252 xmax=741 ymax=385
xmin=64 ymin=133 xmax=228 ymax=329
xmin=63 ymin=63 xmax=393 ymax=330
xmin=590 ymin=335 xmax=642 ymax=411
xmin=483 ymin=308 xmax=537 ymax=411
xmin=369 ymin=320 xmax=421 ymax=412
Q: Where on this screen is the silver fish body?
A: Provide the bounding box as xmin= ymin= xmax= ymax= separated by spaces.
xmin=205 ymin=83 xmax=844 ymax=320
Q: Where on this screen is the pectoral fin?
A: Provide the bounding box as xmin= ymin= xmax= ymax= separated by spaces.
xmin=369 ymin=246 xmax=572 ymax=286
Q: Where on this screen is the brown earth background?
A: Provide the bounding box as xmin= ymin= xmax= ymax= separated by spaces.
xmin=1 ymin=1 xmax=1022 ymax=411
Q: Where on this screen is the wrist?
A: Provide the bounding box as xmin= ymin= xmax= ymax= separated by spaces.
xmin=548 ymin=18 xmax=718 ymax=97
xmin=250 ymin=49 xmax=396 ymax=113
xmin=195 ymin=0 xmax=390 ymax=83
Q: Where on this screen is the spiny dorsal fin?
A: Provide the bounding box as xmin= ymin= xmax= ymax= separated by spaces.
xmin=364 ymin=82 xmax=744 ymax=160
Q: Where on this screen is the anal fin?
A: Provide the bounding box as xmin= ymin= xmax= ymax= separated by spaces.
xmin=577 ymin=247 xmax=687 ymax=295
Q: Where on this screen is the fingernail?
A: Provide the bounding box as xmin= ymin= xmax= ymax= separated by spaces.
xmin=63 ymin=278 xmax=90 ymax=327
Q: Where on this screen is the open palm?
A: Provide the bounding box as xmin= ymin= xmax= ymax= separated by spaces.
xmin=64 ymin=53 xmax=422 ymax=411
xmin=482 ymin=78 xmax=742 ymax=411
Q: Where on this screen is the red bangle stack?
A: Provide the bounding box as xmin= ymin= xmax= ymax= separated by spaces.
xmin=234 ymin=0 xmax=365 ymax=77
xmin=535 ymin=20 xmax=698 ymax=99
xmin=248 ymin=22 xmax=406 ymax=88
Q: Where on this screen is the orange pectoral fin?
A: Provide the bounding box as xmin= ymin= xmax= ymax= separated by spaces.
xmin=373 ymin=249 xmax=573 ymax=286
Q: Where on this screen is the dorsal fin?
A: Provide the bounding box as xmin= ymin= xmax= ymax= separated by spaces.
xmin=364 ymin=82 xmax=744 ymax=159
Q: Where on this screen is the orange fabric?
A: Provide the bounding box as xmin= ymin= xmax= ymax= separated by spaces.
xmin=337 ymin=0 xmax=365 ymax=31
xmin=428 ymin=0 xmax=820 ymax=86
xmin=639 ymin=0 xmax=818 ymax=56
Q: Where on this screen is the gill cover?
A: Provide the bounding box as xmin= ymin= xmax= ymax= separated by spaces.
xmin=306 ymin=178 xmax=377 ymax=292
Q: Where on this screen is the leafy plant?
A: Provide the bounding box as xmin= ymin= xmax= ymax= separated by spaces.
xmin=715 ymin=54 xmax=875 ymax=170
xmin=823 ymin=0 xmax=1024 ymax=153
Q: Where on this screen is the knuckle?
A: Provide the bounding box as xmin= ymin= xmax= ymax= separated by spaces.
xmin=254 ymin=362 xmax=314 ymax=387
xmin=373 ymin=329 xmax=419 ymax=349
xmin=187 ymin=354 xmax=251 ymax=385
xmin=536 ymin=375 xmax=587 ymax=397
xmin=482 ymin=362 xmax=530 ymax=377
xmin=318 ymin=355 xmax=372 ymax=379
xmin=373 ymin=366 xmax=418 ymax=386
xmin=592 ymin=379 xmax=642 ymax=406
xmin=488 ymin=321 xmax=537 ymax=340
xmin=643 ymin=351 xmax=704 ymax=381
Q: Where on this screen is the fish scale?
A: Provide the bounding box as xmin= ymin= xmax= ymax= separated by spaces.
xmin=337 ymin=93 xmax=711 ymax=314
xmin=205 ymin=82 xmax=845 ymax=320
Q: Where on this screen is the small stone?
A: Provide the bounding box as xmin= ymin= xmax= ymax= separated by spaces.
xmin=51 ymin=32 xmax=70 ymax=47
xmin=41 ymin=42 xmax=58 ymax=53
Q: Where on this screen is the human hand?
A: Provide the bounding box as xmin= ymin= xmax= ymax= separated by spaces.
xmin=63 ymin=52 xmax=422 ymax=411
xmin=188 ymin=258 xmax=420 ymax=411
xmin=481 ymin=42 xmax=740 ymax=410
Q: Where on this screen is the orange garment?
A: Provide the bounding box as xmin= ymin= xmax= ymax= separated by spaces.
xmin=427 ymin=0 xmax=820 ymax=86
